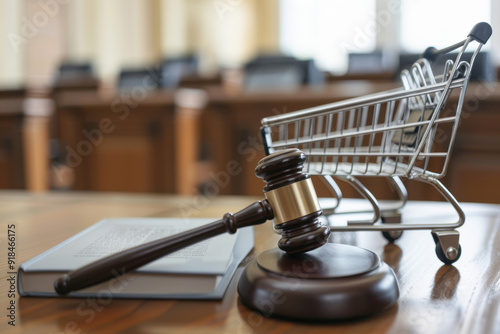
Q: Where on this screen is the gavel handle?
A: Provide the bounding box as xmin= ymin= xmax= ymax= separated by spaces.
xmin=54 ymin=200 xmax=273 ymax=295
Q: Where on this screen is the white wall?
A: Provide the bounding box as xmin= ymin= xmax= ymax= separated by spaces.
xmin=0 ymin=0 xmax=26 ymax=88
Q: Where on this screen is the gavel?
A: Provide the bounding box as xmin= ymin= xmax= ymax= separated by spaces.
xmin=54 ymin=148 xmax=331 ymax=295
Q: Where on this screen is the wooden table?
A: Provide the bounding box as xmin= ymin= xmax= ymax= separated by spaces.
xmin=1 ymin=191 xmax=500 ymax=333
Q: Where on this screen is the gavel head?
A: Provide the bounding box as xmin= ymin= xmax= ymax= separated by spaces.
xmin=255 ymin=148 xmax=331 ymax=254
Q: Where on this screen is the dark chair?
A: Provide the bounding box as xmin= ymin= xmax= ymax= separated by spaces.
xmin=53 ymin=63 xmax=98 ymax=90
xmin=347 ymin=51 xmax=394 ymax=74
xmin=160 ymin=55 xmax=199 ymax=88
xmin=58 ymin=63 xmax=93 ymax=79
xmin=243 ymin=55 xmax=325 ymax=91
xmin=117 ymin=68 xmax=162 ymax=91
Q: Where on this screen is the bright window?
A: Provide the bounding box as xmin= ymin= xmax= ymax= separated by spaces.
xmin=400 ymin=0 xmax=491 ymax=53
xmin=280 ymin=0 xmax=377 ymax=74
xmin=280 ymin=1 xmax=492 ymax=74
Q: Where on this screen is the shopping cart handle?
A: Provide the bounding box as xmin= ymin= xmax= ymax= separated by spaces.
xmin=468 ymin=22 xmax=492 ymax=44
xmin=422 ymin=45 xmax=455 ymax=62
xmin=422 ymin=22 xmax=492 ymax=62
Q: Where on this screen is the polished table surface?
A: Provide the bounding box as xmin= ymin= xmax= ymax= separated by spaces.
xmin=1 ymin=191 xmax=500 ymax=334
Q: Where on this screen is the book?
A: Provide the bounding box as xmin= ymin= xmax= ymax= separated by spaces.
xmin=18 ymin=217 xmax=254 ymax=299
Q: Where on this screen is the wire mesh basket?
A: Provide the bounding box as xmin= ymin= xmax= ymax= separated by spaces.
xmin=260 ymin=22 xmax=492 ymax=264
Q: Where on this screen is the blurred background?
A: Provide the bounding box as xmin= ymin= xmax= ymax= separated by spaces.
xmin=1 ymin=0 xmax=499 ymax=203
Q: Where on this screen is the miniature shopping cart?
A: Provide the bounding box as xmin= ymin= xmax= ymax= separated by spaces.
xmin=260 ymin=22 xmax=492 ymax=264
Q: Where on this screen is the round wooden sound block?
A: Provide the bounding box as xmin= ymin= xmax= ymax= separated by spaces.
xmin=238 ymin=243 xmax=399 ymax=321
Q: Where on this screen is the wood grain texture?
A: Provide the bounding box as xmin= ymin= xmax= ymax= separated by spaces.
xmin=0 ymin=91 xmax=26 ymax=190
xmin=1 ymin=191 xmax=500 ymax=334
xmin=55 ymin=89 xmax=203 ymax=194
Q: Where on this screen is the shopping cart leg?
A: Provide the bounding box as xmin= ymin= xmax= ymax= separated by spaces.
xmin=380 ymin=176 xmax=407 ymax=242
xmin=414 ymin=175 xmax=466 ymax=229
xmin=318 ymin=175 xmax=343 ymax=215
xmin=414 ymin=175 xmax=465 ymax=264
xmin=380 ymin=176 xmax=408 ymax=222
xmin=336 ymin=175 xmax=381 ymax=225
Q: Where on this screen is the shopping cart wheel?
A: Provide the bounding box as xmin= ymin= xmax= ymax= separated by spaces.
xmin=381 ymin=211 xmax=402 ymax=242
xmin=382 ymin=231 xmax=403 ymax=243
xmin=435 ymin=243 xmax=462 ymax=265
xmin=432 ymin=230 xmax=461 ymax=265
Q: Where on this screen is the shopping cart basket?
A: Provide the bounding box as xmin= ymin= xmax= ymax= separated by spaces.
xmin=260 ymin=22 xmax=492 ymax=264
